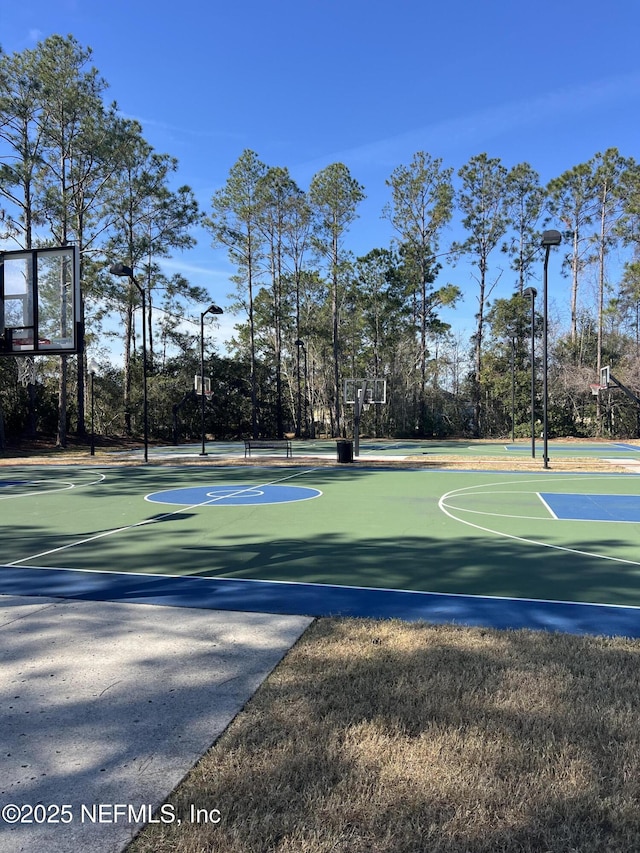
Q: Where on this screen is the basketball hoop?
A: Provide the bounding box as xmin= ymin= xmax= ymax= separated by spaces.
xmin=14 ymin=355 xmax=36 ymax=387
xmin=590 ymin=383 xmax=604 ymax=396
xmin=194 ymin=374 xmax=212 ymax=396
xmin=343 ymin=378 xmax=386 ymax=405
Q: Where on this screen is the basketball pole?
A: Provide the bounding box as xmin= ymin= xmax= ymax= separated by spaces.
xmin=200 ymin=303 xmax=223 ymax=457
xmin=354 ymin=385 xmax=364 ymax=458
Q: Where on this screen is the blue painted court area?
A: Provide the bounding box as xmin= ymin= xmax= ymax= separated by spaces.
xmin=541 ymin=492 xmax=640 ymax=522
xmin=146 ymin=484 xmax=322 ymax=507
xmin=3 ymin=566 xmax=640 ymax=639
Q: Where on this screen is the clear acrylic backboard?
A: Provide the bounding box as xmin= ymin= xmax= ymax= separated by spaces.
xmin=0 ymin=245 xmax=83 ymax=356
xmin=343 ymin=378 xmax=386 ymax=405
xmin=194 ymin=374 xmax=212 ymax=396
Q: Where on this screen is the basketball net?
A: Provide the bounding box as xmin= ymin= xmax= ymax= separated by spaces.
xmin=15 ymin=355 xmax=37 ymax=387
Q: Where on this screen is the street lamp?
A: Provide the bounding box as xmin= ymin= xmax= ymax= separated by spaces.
xmin=540 ymin=231 xmax=562 ymax=469
xmin=200 ymin=303 xmax=223 ymax=456
xmin=109 ymin=263 xmax=148 ymax=463
xmin=510 ymin=336 xmax=516 ymax=443
xmin=87 ymin=358 xmax=99 ymax=456
xmin=522 ymin=287 xmax=537 ymax=458
xmin=294 ymin=339 xmax=307 ymax=438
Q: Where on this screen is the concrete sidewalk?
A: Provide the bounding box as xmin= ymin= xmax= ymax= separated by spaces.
xmin=0 ymin=595 xmax=312 ymax=853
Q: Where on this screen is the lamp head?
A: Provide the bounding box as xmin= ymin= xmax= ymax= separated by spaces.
xmin=109 ymin=262 xmax=134 ymax=277
xmin=522 ymin=287 xmax=537 ymax=298
xmin=541 ymin=230 xmax=562 ymax=248
xmin=109 ymin=264 xmax=133 ymax=278
xmin=205 ymin=303 xmax=223 ymax=316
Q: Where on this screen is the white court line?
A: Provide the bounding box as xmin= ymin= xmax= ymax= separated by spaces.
xmin=0 ymin=472 xmax=106 ymax=501
xmin=438 ymin=474 xmax=640 ymax=567
xmin=8 ymin=467 xmax=320 ymax=567
xmin=6 ymin=562 xmax=640 ymax=615
xmin=537 ymin=492 xmax=558 ymax=518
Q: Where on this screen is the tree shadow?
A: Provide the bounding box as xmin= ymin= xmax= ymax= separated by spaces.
xmin=129 ymin=618 xmax=640 ymax=852
xmin=0 ymin=596 xmax=310 ymax=852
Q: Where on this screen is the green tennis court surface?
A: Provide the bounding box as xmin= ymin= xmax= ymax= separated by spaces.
xmin=3 ymin=462 xmax=640 ymax=614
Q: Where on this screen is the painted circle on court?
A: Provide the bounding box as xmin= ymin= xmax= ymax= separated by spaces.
xmin=438 ymin=474 xmax=640 ymax=567
xmin=145 ymin=484 xmax=322 ymax=507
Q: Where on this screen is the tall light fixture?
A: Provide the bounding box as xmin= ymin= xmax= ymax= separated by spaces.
xmin=200 ymin=303 xmax=223 ymax=456
xmin=510 ymin=336 xmax=516 ymax=443
xmin=540 ymin=231 xmax=562 ymax=470
xmin=109 ymin=263 xmax=148 ymax=463
xmin=87 ymin=358 xmax=99 ymax=456
xmin=294 ymin=339 xmax=307 ymax=438
xmin=522 ymin=287 xmax=537 ymax=458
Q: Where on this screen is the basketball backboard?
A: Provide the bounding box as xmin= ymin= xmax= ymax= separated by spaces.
xmin=343 ymin=378 xmax=386 ymax=405
xmin=0 ymin=245 xmax=83 ymax=356
xmin=600 ymin=365 xmax=610 ymax=389
xmin=194 ymin=374 xmax=212 ymax=396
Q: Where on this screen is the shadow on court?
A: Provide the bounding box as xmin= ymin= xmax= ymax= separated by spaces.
xmin=3 ymin=464 xmax=640 ymax=610
xmin=6 ymin=521 xmax=638 ymax=608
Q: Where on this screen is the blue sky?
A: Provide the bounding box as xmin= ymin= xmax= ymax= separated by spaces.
xmin=3 ymin=0 xmax=640 ymax=350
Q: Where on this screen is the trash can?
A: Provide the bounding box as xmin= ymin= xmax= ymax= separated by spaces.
xmin=336 ymin=439 xmax=354 ymax=463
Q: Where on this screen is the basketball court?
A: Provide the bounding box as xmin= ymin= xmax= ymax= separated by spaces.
xmin=2 ymin=457 xmax=640 ymax=637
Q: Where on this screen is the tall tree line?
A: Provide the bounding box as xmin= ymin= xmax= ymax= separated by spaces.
xmin=0 ymin=36 xmax=207 ymax=446
xmin=2 ymin=35 xmax=640 ymax=445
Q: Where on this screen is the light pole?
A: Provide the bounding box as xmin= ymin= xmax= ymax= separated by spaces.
xmin=522 ymin=287 xmax=537 ymax=458
xmin=541 ymin=231 xmax=561 ymax=470
xmin=87 ymin=358 xmax=99 ymax=456
xmin=294 ymin=339 xmax=307 ymax=438
xmin=510 ymin=337 xmax=516 ymax=443
xmin=109 ymin=263 xmax=148 ymax=463
xmin=200 ymin=303 xmax=223 ymax=456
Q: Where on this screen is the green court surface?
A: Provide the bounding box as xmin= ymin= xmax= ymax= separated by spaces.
xmin=3 ymin=462 xmax=640 ymax=609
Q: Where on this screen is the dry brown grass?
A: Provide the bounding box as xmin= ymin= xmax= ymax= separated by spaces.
xmin=127 ymin=619 xmax=640 ymax=853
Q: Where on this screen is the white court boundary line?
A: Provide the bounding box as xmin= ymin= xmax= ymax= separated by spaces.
xmin=537 ymin=492 xmax=558 ymax=519
xmin=8 ymin=467 xmax=320 ymax=567
xmin=439 ymin=474 xmax=640 ymax=567
xmin=5 ymin=562 xmax=640 ymax=615
xmin=0 ymin=472 xmax=106 ymax=501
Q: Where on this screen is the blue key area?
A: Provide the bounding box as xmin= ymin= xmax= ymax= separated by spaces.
xmin=540 ymin=492 xmax=640 ymax=522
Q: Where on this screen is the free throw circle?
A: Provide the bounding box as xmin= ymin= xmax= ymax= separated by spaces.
xmin=145 ymin=483 xmax=322 ymax=507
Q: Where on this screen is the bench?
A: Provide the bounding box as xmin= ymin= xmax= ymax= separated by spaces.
xmin=244 ymin=439 xmax=293 ymax=458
